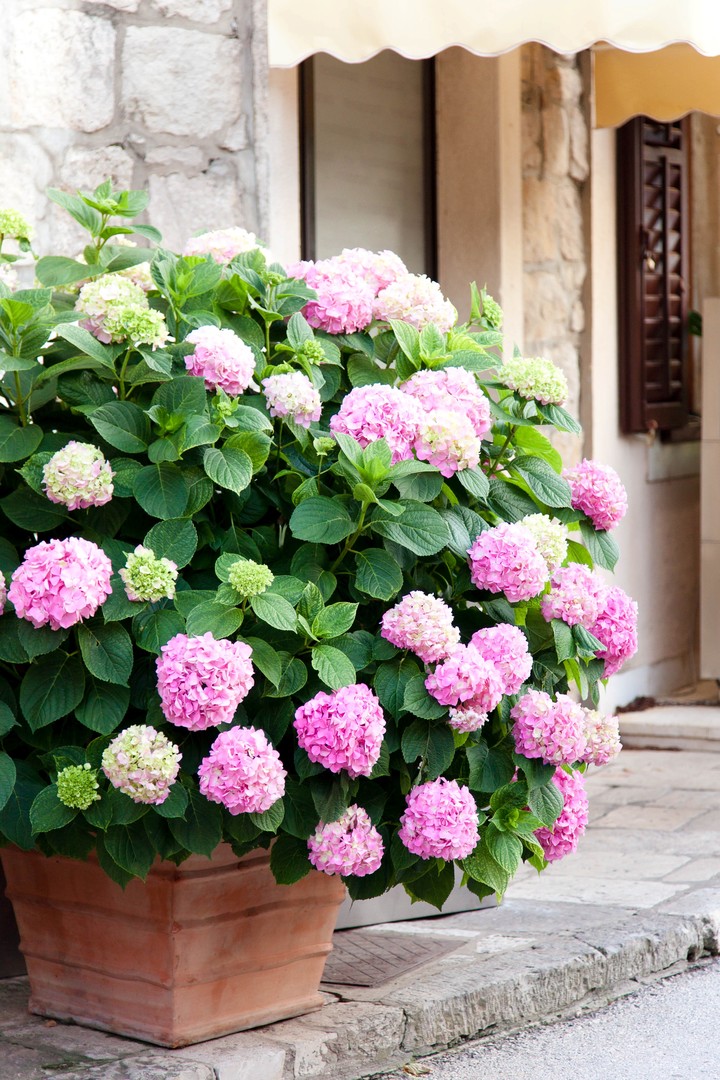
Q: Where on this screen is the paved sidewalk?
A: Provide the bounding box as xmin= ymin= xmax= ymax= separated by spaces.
xmin=2 ymin=715 xmax=720 ymax=1080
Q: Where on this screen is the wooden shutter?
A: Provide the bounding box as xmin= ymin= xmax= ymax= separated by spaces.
xmin=617 ymin=117 xmax=689 ymax=434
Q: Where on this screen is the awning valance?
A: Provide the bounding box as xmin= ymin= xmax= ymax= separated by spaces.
xmin=593 ymin=44 xmax=720 ymax=126
xmin=267 ymin=0 xmax=720 ymax=68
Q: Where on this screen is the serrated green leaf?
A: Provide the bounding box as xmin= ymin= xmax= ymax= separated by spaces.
xmin=75 ymin=678 xmax=130 ymax=734
xmin=311 ymin=645 xmax=356 ymax=690
xmin=0 ymin=751 xmax=17 ymax=813
xmin=133 ymin=462 xmax=189 ymax=518
xmin=249 ymin=797 xmax=285 ymax=833
xmin=270 ymin=833 xmax=312 ymax=884
xmin=19 ymin=653 xmax=85 ymax=732
xmin=312 ymin=602 xmax=357 ymax=639
xmin=528 ymin=778 xmax=564 ymax=827
xmin=250 ymin=592 xmax=297 ymax=631
xmin=77 ymin=622 xmax=133 ymax=685
xmin=167 ymin=785 xmax=222 ymax=855
xmin=354 ymin=548 xmax=404 ymax=600
xmin=401 ymin=718 xmax=455 ymax=779
xmin=290 ymin=497 xmax=355 ymax=544
xmin=402 ymin=674 xmax=446 ymax=719
xmin=88 ymin=401 xmax=151 ymax=453
xmin=144 ymin=518 xmax=197 ymax=568
xmin=185 ymin=601 xmax=244 ymax=638
xmin=203 ymin=445 xmax=253 ymax=495
xmin=30 ymin=785 xmax=77 ymax=834
xmin=0 ymin=416 xmax=43 ymax=463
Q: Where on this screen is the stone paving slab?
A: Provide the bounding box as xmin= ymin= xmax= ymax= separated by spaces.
xmin=2 ymin=744 xmax=720 ymax=1080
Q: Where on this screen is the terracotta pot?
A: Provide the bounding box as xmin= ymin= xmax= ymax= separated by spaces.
xmin=0 ymin=844 xmax=346 ymax=1047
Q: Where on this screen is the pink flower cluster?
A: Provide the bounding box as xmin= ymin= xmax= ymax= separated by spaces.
xmin=381 ymin=591 xmax=460 ymax=664
xmin=425 ymin=644 xmax=504 ymax=711
xmin=185 ymin=325 xmax=256 ymax=396
xmin=581 ymin=709 xmax=622 ymax=766
xmin=294 ymin=684 xmax=385 ymax=779
xmin=330 ymin=384 xmax=423 ymax=464
xmin=42 ymin=441 xmax=114 ymax=511
xmin=447 ymin=702 xmax=489 ymax=734
xmin=307 ymin=805 xmax=384 ymax=877
xmin=399 ymin=778 xmax=479 ymax=861
xmin=512 ymin=690 xmax=588 ymax=765
xmin=0 ymin=571 xmax=6 ymax=616
xmin=198 ymin=725 xmax=286 ymax=815
xmin=289 ymin=258 xmax=375 ymax=334
xmin=470 ymin=624 xmax=533 ymax=695
xmin=156 ymin=632 xmax=254 ymax=731
xmin=261 ymin=371 xmax=322 ymax=428
xmin=183 ymin=227 xmax=267 ymax=263
xmin=563 ymin=459 xmax=628 ymax=532
xmin=401 ymin=367 xmax=492 ymax=441
xmin=414 ymin=409 xmax=480 ymax=477
xmin=535 ymin=767 xmax=589 ymax=862
xmin=467 ymin=522 xmax=548 ymax=603
xmin=374 ymin=273 xmax=457 ymax=333
xmin=541 ymin=564 xmax=604 ymax=627
xmin=102 ymin=725 xmax=181 ymax=805
xmin=334 ymin=247 xmax=408 ymax=293
xmin=590 ymin=586 xmax=639 ymax=677
xmin=8 ymin=538 xmax=112 ymax=631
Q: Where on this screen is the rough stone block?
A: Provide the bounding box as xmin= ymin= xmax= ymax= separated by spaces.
xmin=569 ymin=103 xmax=589 ymax=181
xmin=523 ymin=177 xmax=557 ymax=263
xmin=144 ymin=145 xmax=206 ymax=169
xmin=542 ymin=105 xmax=570 ymax=177
xmin=11 ymin=10 xmax=115 ymax=132
xmin=149 ymin=0 xmax=233 ymax=20
xmin=84 ymin=0 xmax=140 ymax=10
xmin=148 ymin=162 xmax=247 ymax=251
xmin=60 ymin=146 xmax=135 ymax=192
xmin=121 ymin=26 xmax=243 ymax=136
xmin=556 ymin=182 xmax=584 ymax=261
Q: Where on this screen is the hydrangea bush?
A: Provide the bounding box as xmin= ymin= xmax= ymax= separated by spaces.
xmin=0 ymin=182 xmax=635 ymax=907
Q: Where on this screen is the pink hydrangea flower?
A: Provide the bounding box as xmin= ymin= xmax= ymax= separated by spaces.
xmin=401 ymin=367 xmax=492 ymax=440
xmin=156 ymin=632 xmax=254 ymax=731
xmin=425 ymin=644 xmax=504 ymax=711
xmin=588 ymin=586 xmax=638 ymax=677
xmin=581 ymin=708 xmax=622 ymax=766
xmin=308 ymin=804 xmax=384 ymax=877
xmin=75 ymin=275 xmax=147 ymax=343
xmin=9 ymin=537 xmax=112 ymax=631
xmin=511 ymin=690 xmax=588 ymax=765
xmin=294 ymin=683 xmax=385 ymax=778
xmin=467 ymin=522 xmax=548 ymax=603
xmin=563 ymin=459 xmax=628 ymax=532
xmin=330 ymin=384 xmax=423 ymax=464
xmin=447 ymin=703 xmax=489 ymax=734
xmin=290 ymin=258 xmax=375 ymax=334
xmin=42 ymin=441 xmax=114 ymax=511
xmin=0 ymin=571 xmax=6 ymax=616
xmin=374 ymin=273 xmax=457 ymax=332
xmin=183 ymin=227 xmax=267 ymax=263
xmin=262 ymin=371 xmax=322 ymax=427
xmin=102 ymin=725 xmax=181 ymax=806
xmin=185 ymin=325 xmax=256 ymax=396
xmin=380 ymin=591 xmax=460 ymax=664
xmin=334 ymin=248 xmax=408 ymax=293
xmin=535 ymin=767 xmax=589 ymax=862
xmin=414 ymin=409 xmax=481 ymax=477
xmin=399 ymin=778 xmax=479 ymax=861
xmin=470 ymin=624 xmax=533 ymax=696
xmin=541 ymin=564 xmax=606 ymax=627
xmin=198 ymin=725 xmax=286 ymax=815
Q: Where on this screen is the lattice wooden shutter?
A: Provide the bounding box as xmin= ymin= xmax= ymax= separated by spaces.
xmin=617 ymin=118 xmax=689 ymax=433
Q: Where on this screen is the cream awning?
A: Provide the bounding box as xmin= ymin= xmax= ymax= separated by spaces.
xmin=268 ymin=0 xmax=720 ymax=127
xmin=268 ymin=0 xmax=720 ymax=67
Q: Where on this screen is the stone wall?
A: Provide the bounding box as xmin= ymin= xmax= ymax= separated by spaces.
xmin=0 ymin=0 xmax=268 ymax=255
xmin=521 ymin=44 xmax=589 ymax=461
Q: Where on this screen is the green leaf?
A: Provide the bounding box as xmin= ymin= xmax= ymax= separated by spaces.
xmin=528 ymin=778 xmax=564 ymax=827
xmin=312 ymin=602 xmax=357 ymax=639
xmin=513 ymin=753 xmax=557 ymax=791
xmin=56 ymin=324 xmax=122 ymax=369
xmin=133 ymin=609 xmax=185 ymax=653
xmin=456 ymin=467 xmax=490 ymax=500
xmin=35 ymin=255 xmax=95 ymax=287
xmin=143 ymin=518 xmax=197 ymax=568
xmin=30 ymin=785 xmax=77 ymax=834
xmin=0 ymin=752 xmax=16 ymax=813
xmin=311 ymin=645 xmax=357 ymax=690
xmin=402 ymin=674 xmax=446 ymax=719
xmin=0 ymin=620 xmax=28 ymax=664
xmin=486 ymin=477 xmax=540 ymax=521
xmin=551 ymin=618 xmax=576 ymax=663
xmin=185 ymin=601 xmax=244 ymax=638
xmin=0 ymin=416 xmax=43 ymax=463
xmin=75 ymin=678 xmax=130 ymax=734
xmin=347 ymin=354 xmax=395 ymax=387
xmin=1 ymin=488 xmax=68 ymax=532
xmin=286 ymin=311 xmax=314 ymax=349
xmin=95 ymin=831 xmax=134 ymax=888
xmin=374 ymin=657 xmax=419 ymax=718
xmin=513 ymin=426 xmax=563 ymax=471
xmin=309 ymin=775 xmax=347 ymax=824
xmin=167 ymin=786 xmax=222 ymax=855
xmin=485 ymin=825 xmax=522 ymax=873
xmin=102 ymin=785 xmax=148 ymax=825
xmin=266 ymin=655 xmax=307 ymax=698
xmin=467 ymin=742 xmax=515 ymax=792
xmin=0 ymin=762 xmax=45 ymax=850
xmin=225 ymin=431 xmax=272 ymax=473
xmin=104 ymin=821 xmax=156 ymax=881
xmin=153 ymin=782 xmax=189 ymax=820
xmin=536 ymin=401 xmax=582 ymax=434
xmin=289 ymin=497 xmax=355 ymax=544
xmin=573 ymin=624 xmax=605 ymax=657
xmin=579 ymin=520 xmax=620 ymax=571
xmin=241 ymin=637 xmax=283 ymax=686
xmin=77 ymin=622 xmax=133 ymax=685
xmin=16 ymin=622 xmax=68 ymax=660
xmin=371 ymin=502 xmax=450 ymax=556
xmin=150 ymin=375 xmax=207 ymax=418
xmin=19 ymin=653 xmax=85 ymax=732
xmin=462 ymin=840 xmax=510 ymax=895
xmin=390 ymin=320 xmax=421 ymax=364
xmin=0 ymin=702 xmax=18 ymax=738
xmin=401 ymin=718 xmax=455 ymax=779
xmin=203 ymin=445 xmax=253 ymax=495
xmin=249 ymin=797 xmax=285 ymax=833
xmin=404 ymin=860 xmax=455 ymax=910
xmin=270 ymin=834 xmax=312 ymax=884
xmin=88 ymin=401 xmax=151 ymax=453
xmin=133 ymin=462 xmax=189 ymax=519
xmin=566 ymin=538 xmax=594 ymax=568
xmin=439 ymin=505 xmax=487 ymax=557
xmin=354 ymin=548 xmax=404 ymax=600
xmin=511 ymin=455 xmax=572 ymax=508
xmin=250 ymin=592 xmax=297 ymax=631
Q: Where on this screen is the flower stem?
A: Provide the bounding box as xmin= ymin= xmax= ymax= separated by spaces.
xmin=329 ymin=503 xmax=369 ymax=575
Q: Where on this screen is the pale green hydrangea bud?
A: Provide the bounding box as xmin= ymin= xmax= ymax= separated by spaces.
xmin=57 ymin=763 xmax=100 ymax=811
xmin=264 ymin=270 xmax=285 ymax=286
xmin=0 ymin=208 xmax=32 ymax=240
xmin=103 ymin=304 xmax=168 ymax=349
xmin=481 ymin=292 xmax=503 ymax=329
xmin=520 ymin=513 xmax=569 ymax=573
xmin=499 ymin=355 xmax=569 ymax=406
xmin=313 ymin=436 xmax=336 ymax=455
xmin=120 ymin=545 xmax=178 ymax=602
xmin=227 ymin=558 xmax=274 ymax=598
xmin=298 ymin=340 xmax=326 ymax=364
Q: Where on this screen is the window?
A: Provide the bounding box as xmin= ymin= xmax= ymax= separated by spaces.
xmin=299 ymin=52 xmax=436 ymax=276
xmin=617 ymin=117 xmax=690 ymax=434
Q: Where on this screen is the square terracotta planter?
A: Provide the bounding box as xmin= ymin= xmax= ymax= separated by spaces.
xmin=1 ymin=844 xmax=346 ymax=1047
